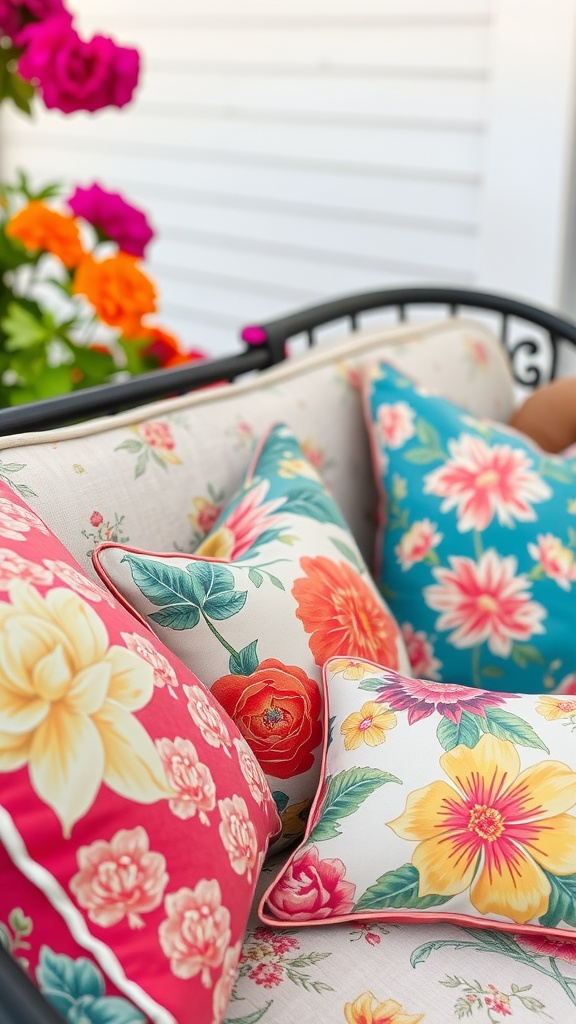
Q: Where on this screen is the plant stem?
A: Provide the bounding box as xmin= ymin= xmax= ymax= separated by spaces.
xmin=471 ymin=646 xmax=482 ymax=688
xmin=473 ymin=529 xmax=484 ymax=561
xmin=548 ymin=957 xmax=576 ymax=1005
xmin=201 ymin=610 xmax=239 ymax=659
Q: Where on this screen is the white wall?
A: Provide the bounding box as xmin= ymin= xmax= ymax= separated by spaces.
xmin=2 ymin=0 xmax=576 ymax=356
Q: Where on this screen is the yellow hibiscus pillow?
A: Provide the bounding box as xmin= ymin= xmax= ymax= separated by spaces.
xmin=261 ymin=659 xmax=576 ymax=942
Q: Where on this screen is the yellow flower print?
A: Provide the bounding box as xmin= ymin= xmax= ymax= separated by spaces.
xmin=340 ymin=701 xmax=397 ymax=750
xmin=277 ymin=456 xmax=321 ymax=481
xmin=568 ymin=499 xmax=576 ymax=515
xmin=280 ymin=798 xmax=312 ymax=841
xmin=388 ymin=734 xmax=576 ymax=924
xmin=537 ymin=695 xmax=576 ymax=721
xmin=0 ymin=582 xmax=170 ymax=835
xmin=330 ymin=659 xmax=377 ymax=681
xmin=344 ymin=991 xmax=424 ymax=1024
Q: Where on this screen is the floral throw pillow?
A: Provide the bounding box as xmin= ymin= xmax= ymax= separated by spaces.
xmin=93 ymin=425 xmax=410 ymax=846
xmin=363 ymin=362 xmax=576 ymax=693
xmin=0 ymin=481 xmax=280 ymax=1024
xmin=261 ymin=658 xmax=576 ymax=942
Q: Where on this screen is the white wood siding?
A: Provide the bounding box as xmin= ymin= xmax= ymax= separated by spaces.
xmin=2 ymin=0 xmax=576 ymax=356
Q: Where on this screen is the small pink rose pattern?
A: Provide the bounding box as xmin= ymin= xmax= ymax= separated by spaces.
xmin=233 ymin=737 xmax=271 ymax=806
xmin=367 ymin=363 xmax=576 ymax=692
xmin=115 ymin=421 xmax=181 ymax=477
xmin=236 ymin=926 xmax=333 ymax=996
xmin=440 ymin=976 xmax=547 ymax=1020
xmin=0 ymin=548 xmax=53 ymax=588
xmin=69 ymin=826 xmax=168 ymax=929
xmin=44 ymin=558 xmax=116 ymax=606
xmin=121 ymin=631 xmax=179 ymax=693
xmin=156 ymin=736 xmax=216 ymax=823
xmin=0 ymin=496 xmax=49 ymax=541
xmin=82 ymin=510 xmax=129 ymax=555
xmin=185 ymin=683 xmax=232 ymax=756
xmin=158 ymin=879 xmax=231 ymax=985
xmin=218 ymin=795 xmax=258 ymax=882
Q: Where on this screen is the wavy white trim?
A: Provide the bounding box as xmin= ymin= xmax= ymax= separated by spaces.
xmin=0 ymin=806 xmax=176 ymax=1024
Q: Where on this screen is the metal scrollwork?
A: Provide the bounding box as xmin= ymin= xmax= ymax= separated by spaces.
xmin=506 ymin=335 xmax=557 ymax=388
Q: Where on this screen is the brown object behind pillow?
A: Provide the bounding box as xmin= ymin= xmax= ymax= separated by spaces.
xmin=508 ymin=377 xmax=576 ymax=452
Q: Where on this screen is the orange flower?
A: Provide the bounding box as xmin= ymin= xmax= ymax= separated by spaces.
xmin=142 ymin=326 xmax=204 ymax=368
xmin=73 ymin=253 xmax=157 ymax=337
xmin=6 ymin=201 xmax=84 ymax=268
xmin=292 ymin=556 xmax=400 ymax=669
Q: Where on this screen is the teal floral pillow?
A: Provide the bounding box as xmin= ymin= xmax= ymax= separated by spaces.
xmin=364 ymin=363 xmax=576 ymax=694
xmin=94 ymin=425 xmax=410 ymax=847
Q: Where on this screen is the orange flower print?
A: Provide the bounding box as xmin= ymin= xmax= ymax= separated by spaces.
xmin=6 ymin=202 xmax=84 ymax=268
xmin=340 ymin=701 xmax=396 ymax=750
xmin=292 ymin=556 xmax=400 ymax=669
xmin=344 ymin=992 xmax=424 ymax=1024
xmin=73 ymin=252 xmax=157 ymax=337
xmin=388 ymin=734 xmax=576 ymax=923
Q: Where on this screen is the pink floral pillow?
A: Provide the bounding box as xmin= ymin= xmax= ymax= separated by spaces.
xmin=261 ymin=658 xmax=576 ymax=943
xmin=0 ymin=481 xmax=279 ymax=1024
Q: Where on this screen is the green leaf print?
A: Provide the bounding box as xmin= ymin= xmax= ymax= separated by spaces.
xmin=539 ymin=872 xmax=576 ymax=929
xmin=308 ymin=767 xmax=400 ymax=842
xmin=478 ymin=706 xmax=550 ymax=753
xmin=282 ymin=486 xmax=345 ymax=526
xmin=436 ymin=712 xmax=483 ymax=751
xmin=355 ymin=863 xmax=450 ymax=913
xmin=224 ymin=1004 xmax=273 ymax=1024
xmin=229 ymin=640 xmax=259 ymax=676
xmin=329 ymin=536 xmax=364 ymax=572
xmin=403 ymin=447 xmax=443 ymax=465
xmin=415 ymin=418 xmax=441 ymax=452
xmin=122 ymin=555 xmax=247 ymax=634
xmin=510 ymin=643 xmax=545 ymax=669
xmin=358 ymin=678 xmax=389 ymax=693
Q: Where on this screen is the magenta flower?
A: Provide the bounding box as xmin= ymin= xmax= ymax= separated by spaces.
xmin=0 ymin=0 xmax=65 ymax=41
xmin=68 ymin=184 xmax=154 ymax=258
xmin=19 ymin=15 xmax=140 ymax=114
xmin=374 ymin=668 xmax=515 ymax=725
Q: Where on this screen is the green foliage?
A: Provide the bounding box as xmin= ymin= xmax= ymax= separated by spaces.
xmin=355 ymin=863 xmax=451 ymax=913
xmin=307 ymin=767 xmax=401 ymax=842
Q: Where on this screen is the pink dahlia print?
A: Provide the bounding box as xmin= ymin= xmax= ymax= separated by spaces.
xmin=196 ymin=479 xmax=286 ymax=561
xmin=156 ymin=736 xmax=216 ymax=823
xmin=394 ymin=519 xmax=442 ymax=571
xmin=43 ymin=559 xmax=116 ymax=606
xmin=159 ymin=879 xmax=231 ymax=984
xmin=424 ymin=550 xmax=546 ymax=657
xmin=267 ymin=845 xmax=355 ymax=922
xmin=0 ymin=549 xmax=53 ymax=588
xmin=528 ymin=533 xmax=576 ymax=591
xmin=121 ymin=631 xmax=179 ymax=693
xmin=184 ymin=683 xmax=232 ymax=756
xmin=0 ymin=496 xmax=49 ymax=541
xmin=374 ymin=667 xmax=512 ymax=724
xmin=212 ymin=942 xmax=242 ymax=1023
xmin=400 ymin=623 xmax=442 ymax=679
xmin=423 ymin=434 xmax=551 ymax=532
xmin=376 ymin=401 xmax=416 ymax=450
xmin=218 ymin=795 xmax=258 ymax=882
xmin=233 ymin=737 xmax=270 ymax=806
xmin=69 ymin=826 xmax=168 ymax=929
